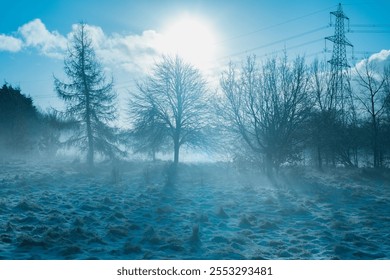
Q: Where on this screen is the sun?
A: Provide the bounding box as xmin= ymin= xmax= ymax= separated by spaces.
xmin=162 ymin=14 xmax=218 ymax=70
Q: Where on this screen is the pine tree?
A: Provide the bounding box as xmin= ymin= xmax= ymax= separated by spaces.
xmin=54 ymin=23 xmax=121 ymax=166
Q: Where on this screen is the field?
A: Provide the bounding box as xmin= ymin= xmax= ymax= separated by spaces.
xmin=0 ymin=160 xmax=389 ymax=259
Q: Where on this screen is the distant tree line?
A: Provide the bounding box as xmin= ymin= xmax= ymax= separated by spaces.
xmin=1 ymin=23 xmax=390 ymax=171
xmin=218 ymin=55 xmax=390 ymax=172
xmin=0 ymin=84 xmax=69 ymax=158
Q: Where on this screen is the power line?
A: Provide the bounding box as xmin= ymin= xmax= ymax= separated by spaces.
xmin=349 ymin=30 xmax=390 ymax=33
xmin=350 ymin=24 xmax=390 ymax=27
xmin=348 ymin=23 xmax=390 ymax=33
xmin=215 ymin=5 xmax=335 ymax=45
xmin=354 ymin=50 xmax=377 ymax=54
xmin=306 ymin=51 xmax=326 ymax=59
xmin=262 ymin=38 xmax=324 ymax=57
xmin=217 ymin=25 xmax=329 ymax=61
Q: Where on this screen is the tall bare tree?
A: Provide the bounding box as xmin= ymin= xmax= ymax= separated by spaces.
xmin=129 ymin=55 xmax=210 ymax=165
xmin=54 ymin=23 xmax=121 ymax=166
xmin=354 ymin=60 xmax=387 ymax=167
xmin=383 ymin=67 xmax=390 ymax=164
xmin=219 ymin=55 xmax=311 ymax=173
xmin=309 ymin=59 xmax=333 ymax=168
xmin=309 ymin=59 xmax=359 ymax=168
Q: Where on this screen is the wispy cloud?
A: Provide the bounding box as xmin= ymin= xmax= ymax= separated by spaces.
xmin=76 ymin=23 xmax=166 ymax=75
xmin=18 ymin=19 xmax=67 ymax=58
xmin=100 ymin=30 xmax=166 ymax=74
xmin=0 ymin=34 xmax=23 ymax=52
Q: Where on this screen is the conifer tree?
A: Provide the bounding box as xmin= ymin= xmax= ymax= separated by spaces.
xmin=54 ymin=23 xmax=121 ymax=166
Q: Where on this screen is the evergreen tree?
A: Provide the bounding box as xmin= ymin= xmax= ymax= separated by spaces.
xmin=0 ymin=83 xmax=40 ymax=154
xmin=54 ymin=23 xmax=121 ymax=166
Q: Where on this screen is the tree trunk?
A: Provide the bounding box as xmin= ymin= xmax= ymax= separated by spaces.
xmin=173 ymin=137 xmax=180 ymax=165
xmin=85 ymin=87 xmax=94 ymax=167
xmin=353 ymin=147 xmax=359 ymax=167
xmin=373 ymin=135 xmax=379 ymax=168
xmin=265 ymin=152 xmax=274 ymax=177
xmin=317 ymin=145 xmax=323 ymax=170
xmin=81 ymin=26 xmax=94 ymax=168
xmin=86 ymin=117 xmax=94 ymax=167
xmin=372 ymin=116 xmax=379 ymax=168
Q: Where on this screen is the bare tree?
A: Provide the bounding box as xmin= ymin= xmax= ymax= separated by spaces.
xmin=219 ymin=55 xmax=311 ymax=173
xmin=128 ymin=94 xmax=168 ymax=161
xmin=54 ymin=23 xmax=122 ymax=166
xmin=383 ymin=67 xmax=390 ymax=165
xmin=354 ymin=59 xmax=387 ymax=167
xmin=309 ymin=59 xmax=359 ymax=168
xmin=310 ymin=59 xmax=334 ymax=112
xmin=309 ymin=59 xmax=335 ymax=168
xmin=129 ymin=55 xmax=210 ymax=165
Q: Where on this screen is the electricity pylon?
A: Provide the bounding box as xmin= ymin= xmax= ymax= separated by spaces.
xmin=325 ymin=3 xmax=353 ymax=115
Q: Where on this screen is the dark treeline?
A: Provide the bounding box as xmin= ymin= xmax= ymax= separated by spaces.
xmin=0 ymin=83 xmax=71 ymax=158
xmin=1 ymin=24 xmax=390 ymax=172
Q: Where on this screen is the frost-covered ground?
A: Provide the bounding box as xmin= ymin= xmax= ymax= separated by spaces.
xmin=0 ymin=160 xmax=389 ymax=259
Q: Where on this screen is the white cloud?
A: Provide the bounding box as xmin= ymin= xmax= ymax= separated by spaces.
xmin=355 ymin=49 xmax=390 ymax=74
xmin=367 ymin=49 xmax=390 ymax=62
xmin=18 ymin=19 xmax=67 ymax=58
xmin=0 ymin=34 xmax=23 ymax=52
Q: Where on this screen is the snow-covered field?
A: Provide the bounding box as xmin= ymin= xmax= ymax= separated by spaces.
xmin=0 ymin=160 xmax=389 ymax=259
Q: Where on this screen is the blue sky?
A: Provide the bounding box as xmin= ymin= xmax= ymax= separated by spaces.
xmin=1 ymin=0 xmax=390 ymax=116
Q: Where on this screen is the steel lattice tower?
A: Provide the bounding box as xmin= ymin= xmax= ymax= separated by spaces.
xmin=325 ymin=3 xmax=353 ymax=113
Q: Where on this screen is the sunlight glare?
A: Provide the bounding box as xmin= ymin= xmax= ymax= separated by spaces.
xmin=162 ymin=15 xmax=217 ymax=71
